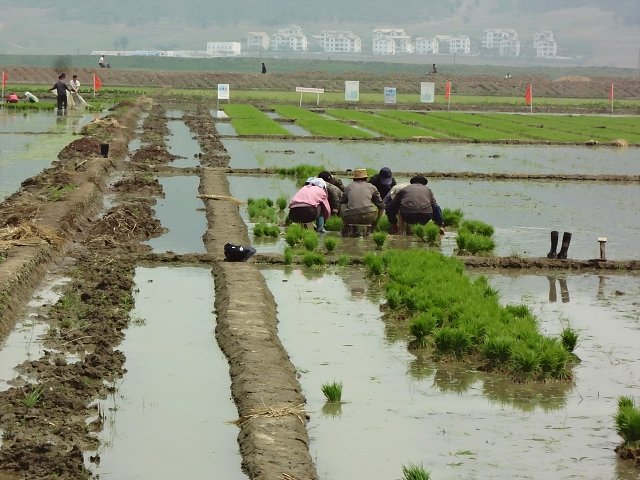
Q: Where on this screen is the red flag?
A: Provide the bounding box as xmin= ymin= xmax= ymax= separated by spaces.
xmin=445 ymin=80 xmax=451 ymax=100
xmin=93 ymin=73 xmax=102 ymax=91
xmin=608 ymin=82 xmax=614 ymax=101
xmin=1 ymin=71 xmax=7 ymax=89
xmin=525 ymin=83 xmax=533 ymax=106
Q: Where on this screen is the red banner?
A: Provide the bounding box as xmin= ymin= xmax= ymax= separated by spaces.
xmin=525 ymin=83 xmax=533 ymax=106
xmin=93 ymin=73 xmax=103 ymax=91
xmin=1 ymin=71 xmax=7 ymax=89
xmin=608 ymin=82 xmax=614 ymax=101
xmin=445 ymin=80 xmax=451 ymax=100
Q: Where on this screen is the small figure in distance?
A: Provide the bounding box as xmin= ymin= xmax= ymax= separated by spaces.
xmin=6 ymin=92 xmax=19 ymax=103
xmin=432 ymin=63 xmax=438 ymax=74
xmin=98 ymin=55 xmax=110 ymax=68
xmin=261 ymin=62 xmax=267 ymax=74
xmin=25 ymin=91 xmax=39 ymax=103
xmin=505 ymin=73 xmax=513 ymax=79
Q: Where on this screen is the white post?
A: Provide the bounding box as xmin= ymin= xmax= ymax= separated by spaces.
xmin=299 ymin=92 xmax=303 ymax=107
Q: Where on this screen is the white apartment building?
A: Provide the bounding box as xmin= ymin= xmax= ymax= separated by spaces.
xmin=534 ymin=30 xmax=557 ymax=57
xmin=271 ymin=25 xmax=308 ymax=52
xmin=372 ymin=28 xmax=413 ymax=54
xmin=206 ymin=42 xmax=242 ymax=56
xmin=317 ymin=31 xmax=362 ymax=54
xmin=414 ymin=36 xmax=438 ymax=55
xmin=247 ymin=32 xmax=270 ymax=51
xmin=482 ymin=29 xmax=520 ymax=56
xmin=372 ymin=36 xmax=395 ymax=55
xmin=435 ymin=35 xmax=471 ymax=54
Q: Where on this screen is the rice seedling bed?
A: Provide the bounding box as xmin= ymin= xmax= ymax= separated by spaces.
xmin=222 ymin=104 xmax=291 ymax=136
xmin=325 ymin=108 xmax=436 ymax=138
xmin=272 ymin=105 xmax=373 ymax=138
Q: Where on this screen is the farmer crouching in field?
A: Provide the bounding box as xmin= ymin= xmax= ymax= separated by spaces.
xmin=340 ymin=168 xmax=384 ymax=236
xmin=386 ymin=175 xmax=445 ymax=235
xmin=317 ymin=171 xmax=342 ymax=216
xmin=288 ymin=177 xmax=331 ymax=233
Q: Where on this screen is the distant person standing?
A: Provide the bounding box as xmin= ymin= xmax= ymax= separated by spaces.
xmin=51 ymin=73 xmax=73 ymax=113
xmin=98 ymin=55 xmax=106 ymax=68
xmin=69 ymin=74 xmax=87 ymax=108
xmin=261 ymin=62 xmax=267 ymax=74
xmin=432 ymin=63 xmax=438 ymax=73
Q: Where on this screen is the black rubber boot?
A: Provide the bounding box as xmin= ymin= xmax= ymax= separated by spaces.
xmin=557 ymin=232 xmax=572 ymax=259
xmin=547 ymin=230 xmax=559 ymax=258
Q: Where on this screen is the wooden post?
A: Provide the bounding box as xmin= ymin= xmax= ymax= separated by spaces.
xmin=598 ymin=237 xmax=607 ymax=261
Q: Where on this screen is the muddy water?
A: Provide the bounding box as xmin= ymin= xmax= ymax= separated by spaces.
xmin=224 ymin=140 xmax=640 ymax=175
xmin=227 ymin=175 xmax=639 ymax=260
xmin=147 ymin=176 xmax=206 ymax=254
xmin=262 ymin=267 xmax=640 ymax=480
xmin=215 ymin=121 xmax=237 ymax=136
xmin=166 ymin=119 xmax=201 ymax=168
xmin=87 ymin=266 xmax=246 ymax=480
xmin=0 ymin=111 xmax=98 ymax=200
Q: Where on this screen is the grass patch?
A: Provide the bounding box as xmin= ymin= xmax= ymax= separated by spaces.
xmin=371 ymin=231 xmax=387 ymax=248
xmin=273 ymin=105 xmax=373 ymax=138
xmin=412 ymin=223 xmax=440 ymax=244
xmin=302 ymin=231 xmax=319 ymax=251
xmin=223 ymin=104 xmax=291 ymax=136
xmin=276 ymin=195 xmax=288 ymax=211
xmin=325 ymin=215 xmax=343 ymax=232
xmin=402 ymin=463 xmax=430 ymax=480
xmin=302 ymin=251 xmax=325 ymax=267
xmin=275 ymin=164 xmax=326 ymax=186
xmin=247 ymin=198 xmax=278 ymax=223
xmin=47 ymin=184 xmax=77 ymax=202
xmin=253 ymin=222 xmax=280 ymax=237
xmin=443 ymin=208 xmax=464 ymax=228
xmin=337 ymin=254 xmax=350 ymax=266
xmin=615 ymin=396 xmax=640 ymax=444
xmin=560 ymin=327 xmax=578 ymax=352
xmin=327 ymin=108 xmax=436 ymax=139
xmin=23 ymin=385 xmax=45 ymax=408
xmin=285 ymin=224 xmax=306 ymax=246
xmin=324 ymin=236 xmax=338 ymax=253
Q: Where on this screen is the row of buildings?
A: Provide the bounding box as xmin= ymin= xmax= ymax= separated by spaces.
xmin=237 ymin=26 xmax=558 ymax=58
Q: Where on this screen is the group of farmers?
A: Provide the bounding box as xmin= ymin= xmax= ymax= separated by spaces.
xmin=288 ymin=167 xmax=445 ymax=236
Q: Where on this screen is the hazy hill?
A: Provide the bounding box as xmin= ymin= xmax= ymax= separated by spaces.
xmin=1 ymin=0 xmax=639 ymax=67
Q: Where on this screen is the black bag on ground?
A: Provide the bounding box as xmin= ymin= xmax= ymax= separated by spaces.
xmin=224 ymin=243 xmax=257 ymax=262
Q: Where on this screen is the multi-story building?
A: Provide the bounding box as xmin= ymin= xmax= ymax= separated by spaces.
xmin=435 ymin=35 xmax=471 ymax=54
xmin=534 ymin=30 xmax=557 ymax=57
xmin=414 ymin=36 xmax=438 ymax=55
xmin=206 ymin=42 xmax=242 ymax=56
xmin=372 ymin=28 xmax=413 ymax=55
xmin=317 ymin=31 xmax=362 ymax=54
xmin=482 ymin=29 xmax=520 ymax=56
xmin=247 ymin=32 xmax=270 ymax=51
xmin=271 ymin=25 xmax=308 ymax=52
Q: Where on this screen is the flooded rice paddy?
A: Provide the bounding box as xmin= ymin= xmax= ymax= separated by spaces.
xmin=224 ymin=139 xmax=640 ymax=176
xmin=86 ymin=266 xmax=245 ymax=480
xmin=228 ymin=175 xmax=640 ymax=259
xmin=263 ymin=267 xmax=640 ymax=480
xmin=2 ymin=108 xmax=640 ymax=478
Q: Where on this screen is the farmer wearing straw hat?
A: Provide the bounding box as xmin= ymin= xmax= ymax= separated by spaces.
xmin=340 ymin=168 xmax=384 ymax=236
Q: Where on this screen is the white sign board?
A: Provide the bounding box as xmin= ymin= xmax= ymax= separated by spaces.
xmin=345 ymin=81 xmax=360 ymax=102
xmin=217 ymin=83 xmax=230 ymax=100
xmin=384 ymin=87 xmax=397 ymax=105
xmin=420 ymin=82 xmax=435 ymax=103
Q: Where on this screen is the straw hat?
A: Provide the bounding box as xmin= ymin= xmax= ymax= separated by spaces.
xmin=352 ymin=168 xmax=368 ymax=180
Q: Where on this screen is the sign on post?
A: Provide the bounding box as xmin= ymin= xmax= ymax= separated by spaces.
xmin=345 ymin=81 xmax=360 ymax=102
xmin=420 ymin=82 xmax=435 ymax=103
xmin=296 ymin=87 xmax=325 ymax=106
xmin=384 ymin=87 xmax=397 ymax=105
xmin=216 ymin=83 xmax=230 ymax=112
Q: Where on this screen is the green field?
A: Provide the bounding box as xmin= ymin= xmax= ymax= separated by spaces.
xmin=272 ymin=105 xmax=372 ymax=138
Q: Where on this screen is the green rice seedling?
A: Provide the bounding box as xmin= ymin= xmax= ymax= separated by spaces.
xmin=325 ymin=216 xmax=343 ymax=231
xmin=460 ymin=219 xmax=494 ymax=237
xmin=409 ymin=313 xmax=437 ymax=347
xmin=482 ymin=336 xmax=513 ymax=363
xmin=505 ymin=304 xmax=532 ymax=318
xmin=615 ymin=396 xmax=640 ymax=443
xmin=511 ymin=344 xmax=540 ymax=376
xmin=538 ymin=339 xmax=570 ymax=378
xmin=253 ymin=222 xmax=266 ymax=237
xmin=285 ymin=224 xmax=306 ymax=246
xmin=402 ymin=463 xmax=430 ymax=480
xmin=302 ymin=252 xmax=325 ymax=267
xmin=247 ymin=198 xmax=278 ymax=223
xmin=413 ymin=223 xmax=439 ymax=244
xmin=23 ymin=385 xmax=45 ymax=408
xmin=363 ymin=252 xmax=384 ymax=276
xmin=262 ymin=224 xmax=280 ymax=237
xmin=619 ymin=396 xmax=635 ymax=409
xmin=302 ymin=231 xmax=319 ymax=251
xmin=321 ymin=381 xmax=343 ymax=402
xmin=375 ymin=215 xmax=391 ymax=232
xmin=456 ymin=230 xmax=496 ymax=254
xmin=371 ymin=231 xmax=387 ymax=249
xmin=385 ymin=287 xmax=402 ymax=309
xmin=337 ymin=254 xmax=350 ymax=266
xmin=47 ymin=184 xmax=77 ymax=202
xmin=284 ymin=246 xmax=294 ymax=265
xmin=443 ymin=208 xmax=464 ymax=228
xmin=276 ymin=195 xmax=288 ymax=211
xmin=324 ymin=237 xmax=338 ymax=253
xmin=275 ymin=164 xmax=326 ymax=185
xmin=560 ymin=327 xmax=578 ymax=353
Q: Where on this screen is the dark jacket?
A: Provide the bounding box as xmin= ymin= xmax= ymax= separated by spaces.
xmin=389 ymin=184 xmax=438 ymax=215
xmin=369 ymin=173 xmax=396 ymax=199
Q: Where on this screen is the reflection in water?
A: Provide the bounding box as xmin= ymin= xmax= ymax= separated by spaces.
xmin=597 ymin=275 xmax=607 ymax=299
xmin=547 ymin=276 xmax=571 ymax=303
xmin=321 ymin=402 xmax=343 ymax=418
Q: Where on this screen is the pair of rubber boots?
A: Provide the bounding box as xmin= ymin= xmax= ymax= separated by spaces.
xmin=547 ymin=231 xmax=571 ymax=259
